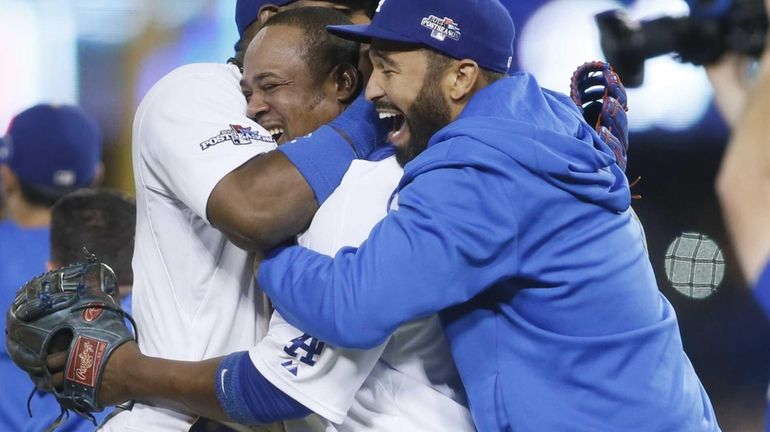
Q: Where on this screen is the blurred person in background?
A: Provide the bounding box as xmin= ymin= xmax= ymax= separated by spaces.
xmin=23 ymin=188 xmax=135 ymax=432
xmin=710 ymin=0 xmax=770 ymax=429
xmin=0 ymin=104 xmax=102 ymax=431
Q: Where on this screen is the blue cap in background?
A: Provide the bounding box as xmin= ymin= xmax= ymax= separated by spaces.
xmin=328 ymin=0 xmax=515 ymax=74
xmin=235 ymin=0 xmax=297 ymax=37
xmin=0 ymin=104 xmax=102 ymax=191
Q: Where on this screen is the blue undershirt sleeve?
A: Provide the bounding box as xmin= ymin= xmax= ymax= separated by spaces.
xmin=216 ymin=351 xmax=311 ymax=425
xmin=752 ymin=259 xmax=770 ymax=320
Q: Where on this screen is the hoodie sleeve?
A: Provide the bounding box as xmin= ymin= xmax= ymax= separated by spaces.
xmin=257 ymin=156 xmax=519 ymax=349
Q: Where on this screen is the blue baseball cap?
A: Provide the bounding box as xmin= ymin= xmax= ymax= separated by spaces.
xmin=235 ymin=0 xmax=297 ymax=37
xmin=0 ymin=104 xmax=102 ymax=191
xmin=327 ymin=0 xmax=515 ymax=74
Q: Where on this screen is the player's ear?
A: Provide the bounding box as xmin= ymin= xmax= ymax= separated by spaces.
xmin=332 ymin=63 xmax=361 ymax=104
xmin=258 ymin=5 xmax=280 ymax=25
xmin=0 ymin=164 xmax=19 ymax=195
xmin=448 ymin=59 xmax=481 ymax=103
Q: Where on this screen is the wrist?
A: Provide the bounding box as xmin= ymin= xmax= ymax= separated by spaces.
xmin=100 ymin=341 xmax=141 ymax=406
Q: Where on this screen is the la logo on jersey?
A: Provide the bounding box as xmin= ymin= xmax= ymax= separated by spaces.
xmin=376 ymin=0 xmax=386 ymax=12
xmin=199 ymin=124 xmax=273 ymax=151
xmin=420 ymin=15 xmax=461 ymax=42
xmin=282 ymin=334 xmax=326 ymax=377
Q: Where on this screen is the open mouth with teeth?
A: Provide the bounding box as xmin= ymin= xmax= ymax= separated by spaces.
xmin=267 ymin=127 xmax=285 ymax=144
xmin=378 ymin=111 xmax=408 ymax=145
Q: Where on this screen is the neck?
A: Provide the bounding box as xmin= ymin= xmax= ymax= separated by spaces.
xmin=7 ymin=192 xmax=50 ymax=228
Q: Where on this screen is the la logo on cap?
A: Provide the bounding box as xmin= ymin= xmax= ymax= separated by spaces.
xmin=376 ymin=0 xmax=386 ymax=12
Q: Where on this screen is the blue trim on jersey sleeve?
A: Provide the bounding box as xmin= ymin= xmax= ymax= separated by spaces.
xmin=752 ymin=259 xmax=770 ymax=320
xmin=216 ymin=351 xmax=311 ymax=424
xmin=278 ymin=125 xmax=356 ymax=205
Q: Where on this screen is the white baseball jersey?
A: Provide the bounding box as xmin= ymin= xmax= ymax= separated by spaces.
xmin=250 ymin=156 xmax=474 ymax=431
xmin=102 ymin=63 xmax=278 ymax=431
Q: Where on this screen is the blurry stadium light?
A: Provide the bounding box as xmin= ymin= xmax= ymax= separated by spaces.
xmin=72 ymin=0 xmax=208 ymax=44
xmin=73 ymin=0 xmax=151 ymax=44
xmin=0 ymin=0 xmax=78 ymax=131
xmin=517 ymin=0 xmax=713 ymax=133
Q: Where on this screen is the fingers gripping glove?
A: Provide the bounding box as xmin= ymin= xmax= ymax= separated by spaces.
xmin=5 ymin=258 xmax=136 ymax=428
xmin=570 ymin=61 xmax=630 ymax=171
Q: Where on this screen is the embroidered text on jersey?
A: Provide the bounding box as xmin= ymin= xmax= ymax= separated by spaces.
xmin=421 ymin=16 xmax=461 ymax=42
xmin=199 ymin=124 xmax=273 ymax=151
xmin=283 ymin=334 xmax=326 ymax=367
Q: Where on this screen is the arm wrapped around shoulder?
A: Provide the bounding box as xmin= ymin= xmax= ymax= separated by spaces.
xmin=5 ymin=259 xmax=136 ymax=426
xmin=570 ymin=61 xmax=630 ymax=171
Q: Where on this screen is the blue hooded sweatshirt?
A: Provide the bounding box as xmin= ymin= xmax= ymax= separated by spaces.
xmin=258 ymin=73 xmax=719 ymax=431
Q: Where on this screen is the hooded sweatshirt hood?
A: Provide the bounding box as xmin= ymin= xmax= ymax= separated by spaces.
xmin=430 ymin=72 xmax=630 ymax=213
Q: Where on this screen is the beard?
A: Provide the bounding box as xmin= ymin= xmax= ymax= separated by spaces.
xmin=396 ymin=74 xmax=452 ymax=167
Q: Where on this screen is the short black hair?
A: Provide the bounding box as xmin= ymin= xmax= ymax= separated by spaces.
xmin=50 ymin=188 xmax=136 ymax=286
xmin=232 ymin=0 xmax=378 ymax=67
xmin=261 ymin=7 xmax=360 ymax=84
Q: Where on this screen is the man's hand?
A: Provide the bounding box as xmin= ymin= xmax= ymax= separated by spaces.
xmin=706 ymin=53 xmax=755 ymax=128
xmin=5 ymin=261 xmax=136 ymax=419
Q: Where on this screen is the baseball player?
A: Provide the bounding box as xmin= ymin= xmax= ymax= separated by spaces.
xmin=252 ymin=0 xmax=721 ymax=430
xmin=87 ymin=8 xmax=472 ymax=431
xmin=0 ymin=104 xmax=102 ymax=431
xmin=24 ymin=188 xmax=135 ymax=432
xmin=232 ymin=9 xmax=473 ymax=430
xmin=101 ymin=1 xmax=383 ymax=430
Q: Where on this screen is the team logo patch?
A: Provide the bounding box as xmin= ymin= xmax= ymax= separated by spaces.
xmin=280 ymin=334 xmax=325 ymax=378
xmin=82 ymin=305 xmax=104 ymax=322
xmin=199 ymin=124 xmax=273 ymax=151
xmin=65 ymin=335 xmax=107 ymax=387
xmin=420 ymin=15 xmax=461 ymax=42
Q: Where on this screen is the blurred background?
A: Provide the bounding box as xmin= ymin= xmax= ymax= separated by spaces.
xmin=1 ymin=0 xmax=768 ymax=430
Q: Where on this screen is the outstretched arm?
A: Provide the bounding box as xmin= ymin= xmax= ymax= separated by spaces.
xmin=50 ymin=342 xmax=310 ymax=425
xmin=715 ymin=27 xmax=770 ymax=284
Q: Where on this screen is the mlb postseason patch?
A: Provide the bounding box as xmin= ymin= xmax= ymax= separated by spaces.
xmin=199 ymin=124 xmax=273 ymax=151
xmin=421 ymin=15 xmax=461 ymax=42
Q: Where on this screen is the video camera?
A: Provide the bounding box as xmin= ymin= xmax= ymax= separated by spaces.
xmin=596 ymin=0 xmax=767 ymax=86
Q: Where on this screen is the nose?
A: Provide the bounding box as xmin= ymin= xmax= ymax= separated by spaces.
xmin=365 ymin=71 xmax=385 ymax=103
xmin=246 ymin=92 xmax=270 ymax=120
